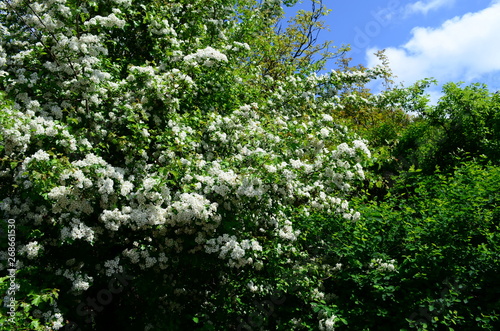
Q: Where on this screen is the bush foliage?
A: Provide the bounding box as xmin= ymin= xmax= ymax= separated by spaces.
xmin=0 ymin=1 xmax=499 ymax=330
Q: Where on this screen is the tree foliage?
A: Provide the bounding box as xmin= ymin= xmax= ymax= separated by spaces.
xmin=396 ymin=82 xmax=500 ymax=172
xmin=0 ymin=0 xmax=389 ymax=330
xmin=320 ymin=162 xmax=500 ymax=329
xmin=1 ymin=0 xmax=499 ymax=330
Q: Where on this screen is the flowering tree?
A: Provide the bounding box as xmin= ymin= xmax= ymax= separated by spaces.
xmin=0 ymin=0 xmax=396 ymax=329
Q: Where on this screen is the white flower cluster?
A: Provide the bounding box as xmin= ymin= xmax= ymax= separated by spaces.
xmin=0 ymin=107 xmax=77 ymax=156
xmin=113 ymin=0 xmax=132 ymax=6
xmin=224 ymin=41 xmax=251 ymax=52
xmin=148 ymin=19 xmax=176 ymax=36
xmin=353 ymin=139 xmax=372 ymax=159
xmin=126 ymin=66 xmax=195 ymax=110
xmin=19 ymin=241 xmax=43 ymax=259
xmin=42 ymin=310 xmax=64 ymax=330
xmin=32 ymin=303 xmax=64 ymax=330
xmin=25 ymin=149 xmax=50 ymax=163
xmin=36 ymin=152 xmax=137 ymax=236
xmin=311 ymin=288 xmax=325 ymax=301
xmin=184 ymin=46 xmax=228 ymax=67
xmin=100 ymin=208 xmax=131 ymax=231
xmin=84 ymin=13 xmax=126 ymax=29
xmin=72 ymin=153 xmax=107 ymax=167
xmin=246 ymin=280 xmax=264 ymax=293
xmin=166 ymin=193 xmax=220 ymax=229
xmin=331 ymin=140 xmax=370 ymax=161
xmin=278 ymin=220 xmax=300 ymax=241
xmin=236 ymin=176 xmax=266 ymax=198
xmin=369 ymin=258 xmax=397 ymax=272
xmin=103 ymin=257 xmax=124 ymax=277
xmin=205 ymin=234 xmax=263 ymax=268
xmin=122 ymin=246 xmax=168 ymax=270
xmin=49 ymin=312 xmax=64 ymax=330
xmin=47 ymin=185 xmax=93 ymax=215
xmin=197 ymin=105 xmax=371 ymax=221
xmin=192 ymin=162 xmax=239 ymax=198
xmin=60 ymin=218 xmax=95 ymax=243
xmin=329 ymin=66 xmax=389 ymax=86
xmin=318 ymin=313 xmax=337 ymax=331
xmin=56 ymin=268 xmax=93 ymax=293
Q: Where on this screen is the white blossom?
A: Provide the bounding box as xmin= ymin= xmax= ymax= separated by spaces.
xmin=184 ymin=47 xmax=228 ymax=67
xmin=20 ymin=241 xmax=43 ymax=259
xmin=319 ymin=314 xmax=337 ymax=331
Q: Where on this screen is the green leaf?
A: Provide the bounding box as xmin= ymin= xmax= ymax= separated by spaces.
xmin=31 ymin=295 xmax=42 ymax=306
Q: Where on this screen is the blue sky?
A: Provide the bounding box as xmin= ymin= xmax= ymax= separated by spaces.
xmin=284 ymin=0 xmax=500 ymax=99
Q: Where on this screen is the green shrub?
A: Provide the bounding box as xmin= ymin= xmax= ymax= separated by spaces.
xmin=396 ymin=83 xmax=500 ymax=173
xmin=311 ymin=162 xmax=500 ymax=329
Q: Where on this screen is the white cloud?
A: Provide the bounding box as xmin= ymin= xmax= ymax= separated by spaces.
xmin=405 ymin=0 xmax=455 ymax=16
xmin=367 ymin=1 xmax=500 ymax=88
